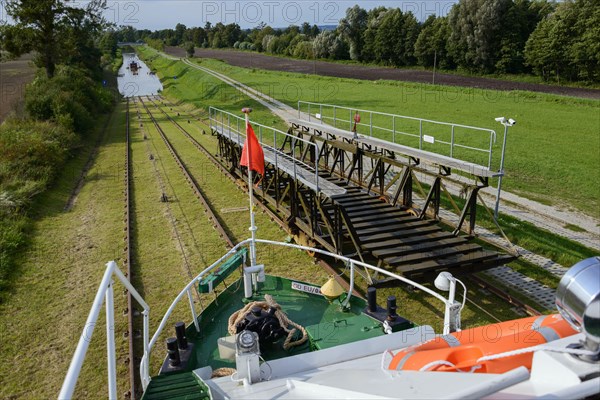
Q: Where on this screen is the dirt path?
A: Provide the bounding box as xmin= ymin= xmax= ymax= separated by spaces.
xmin=165 ymin=47 xmax=600 ymax=100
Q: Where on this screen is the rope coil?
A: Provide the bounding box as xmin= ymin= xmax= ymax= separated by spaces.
xmin=228 ymin=294 xmax=308 ymax=350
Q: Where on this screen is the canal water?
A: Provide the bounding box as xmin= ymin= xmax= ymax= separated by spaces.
xmin=117 ymin=53 xmax=163 ymax=97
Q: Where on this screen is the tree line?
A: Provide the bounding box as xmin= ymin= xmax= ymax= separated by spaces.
xmin=120 ymin=0 xmax=599 ymax=83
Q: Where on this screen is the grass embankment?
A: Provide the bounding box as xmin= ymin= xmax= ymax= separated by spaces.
xmin=0 ymin=104 xmax=129 ymax=398
xmin=186 ymin=54 xmax=599 ymax=220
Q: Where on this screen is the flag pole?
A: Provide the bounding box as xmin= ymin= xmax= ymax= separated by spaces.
xmin=242 ymin=107 xmax=257 ymax=267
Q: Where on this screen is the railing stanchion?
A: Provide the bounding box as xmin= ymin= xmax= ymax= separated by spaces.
xmin=293 ymin=137 xmax=297 ymax=180
xmin=106 ymin=280 xmax=117 ymax=400
xmin=419 ymin=120 xmax=423 ymax=149
xmin=59 ymin=261 xmax=117 ymax=400
xmin=343 ymin=261 xmax=355 ymax=308
xmin=142 ymin=309 xmax=150 ymax=389
xmin=333 ymin=106 xmax=337 ymax=128
xmin=451 ymin=126 xmax=455 ymax=158
xmin=320 ymin=104 xmax=323 ymax=124
xmin=187 ymin=288 xmax=200 ymax=333
xmin=392 ymin=116 xmax=396 ymax=143
xmin=488 ymin=132 xmax=494 ymax=170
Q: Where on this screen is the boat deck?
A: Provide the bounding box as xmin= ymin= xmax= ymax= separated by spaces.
xmin=183 ymin=275 xmax=395 ymax=371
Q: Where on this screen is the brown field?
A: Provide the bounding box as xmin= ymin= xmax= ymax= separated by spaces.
xmin=0 ymin=54 xmax=36 ymax=122
xmin=164 ymin=46 xmax=600 ymax=100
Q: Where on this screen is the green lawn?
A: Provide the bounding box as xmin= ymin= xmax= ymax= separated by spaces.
xmin=140 ymin=47 xmax=599 ymax=219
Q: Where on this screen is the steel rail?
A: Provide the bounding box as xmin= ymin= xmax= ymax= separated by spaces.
xmin=124 ymin=99 xmax=138 ymax=398
xmin=138 ymin=96 xmax=234 ymax=249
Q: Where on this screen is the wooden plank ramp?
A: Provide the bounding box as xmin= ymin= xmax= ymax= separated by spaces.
xmin=329 ymin=186 xmax=514 ymax=279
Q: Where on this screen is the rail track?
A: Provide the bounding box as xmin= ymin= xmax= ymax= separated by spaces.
xmin=123 ymin=99 xmax=136 ymax=398
xmin=124 ymin=96 xmax=238 ymax=399
xmin=138 ymin=96 xmax=234 ymax=249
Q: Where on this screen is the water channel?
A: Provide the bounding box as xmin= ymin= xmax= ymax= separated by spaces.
xmin=117 ymin=53 xmax=163 ymax=97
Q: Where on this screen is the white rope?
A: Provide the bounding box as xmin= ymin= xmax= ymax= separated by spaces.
xmin=419 ymin=360 xmax=456 ymax=371
xmin=419 ymin=360 xmax=482 ymax=373
xmin=259 ymin=355 xmax=273 ymax=381
xmin=477 ymin=344 xmax=600 ymax=363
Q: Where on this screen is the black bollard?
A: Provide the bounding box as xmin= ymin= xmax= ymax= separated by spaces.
xmin=166 ymin=337 xmax=180 ymax=366
xmin=175 ymin=322 xmax=188 ymax=350
xmin=367 ymin=287 xmax=377 ymax=312
xmin=387 ymin=296 xmax=397 ymax=320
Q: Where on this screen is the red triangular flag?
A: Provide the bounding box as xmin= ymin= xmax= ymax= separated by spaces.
xmin=240 ymin=122 xmax=264 ymax=176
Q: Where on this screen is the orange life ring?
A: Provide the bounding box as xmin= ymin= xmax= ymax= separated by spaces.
xmin=388 ymin=314 xmax=576 ymax=374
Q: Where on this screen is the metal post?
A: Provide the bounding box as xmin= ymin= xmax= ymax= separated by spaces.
xmin=333 ymin=106 xmax=337 ymax=128
xmin=419 ymin=120 xmax=423 ymax=149
xmin=315 ymin=144 xmax=320 ymax=193
xmin=342 ymin=261 xmax=354 ymax=308
xmin=59 ymin=261 xmax=116 ymax=400
xmin=488 ymin=132 xmax=494 ymax=170
xmin=293 ymin=138 xmax=297 ymax=180
xmin=274 ymin=131 xmax=278 ymax=170
xmin=243 ymin=109 xmax=258 ymax=268
xmin=320 ymin=104 xmax=323 ymax=124
xmin=187 ymin=289 xmax=200 ymax=333
xmin=106 ymin=281 xmax=117 ymax=400
xmin=450 ymin=126 xmax=455 ymax=158
xmin=494 ymin=124 xmax=510 ymax=220
xmin=142 ymin=310 xmax=150 ymax=389
xmin=308 ymin=104 xmax=311 ymax=122
xmin=392 ymin=116 xmax=396 ymax=143
xmin=443 ymin=279 xmax=456 ymax=335
xmin=433 ymin=50 xmax=437 ymax=85
xmin=369 ymin=112 xmax=373 ymax=136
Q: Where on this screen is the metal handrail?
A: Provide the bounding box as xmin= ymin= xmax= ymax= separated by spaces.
xmin=144 ymin=238 xmax=459 ymax=372
xmin=61 ymin=240 xmax=462 ymax=399
xmin=209 ymin=107 xmax=322 ymax=192
xmin=59 ymin=261 xmax=151 ymax=399
xmin=298 ymin=101 xmax=497 ymax=170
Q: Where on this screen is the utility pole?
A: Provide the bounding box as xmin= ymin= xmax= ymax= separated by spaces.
xmin=433 ymin=50 xmax=437 ymax=85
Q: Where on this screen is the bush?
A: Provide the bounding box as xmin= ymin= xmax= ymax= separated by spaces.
xmin=25 ymin=66 xmax=113 ymax=134
xmin=0 ymin=119 xmax=78 ymax=192
xmin=0 ymin=118 xmax=78 ymax=298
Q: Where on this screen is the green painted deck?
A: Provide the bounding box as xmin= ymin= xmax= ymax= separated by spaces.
xmin=182 ymin=275 xmax=389 ymax=371
xmin=141 ymin=372 xmax=210 ymax=400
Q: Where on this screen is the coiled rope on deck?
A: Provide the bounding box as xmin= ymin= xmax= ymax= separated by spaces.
xmin=227 ymin=294 xmax=308 ymax=350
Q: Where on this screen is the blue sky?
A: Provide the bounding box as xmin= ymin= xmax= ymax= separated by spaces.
xmin=99 ymin=1 xmax=458 ymax=30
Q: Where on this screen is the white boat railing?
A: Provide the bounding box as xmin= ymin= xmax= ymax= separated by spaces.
xmin=58 ymin=261 xmax=150 ymax=400
xmin=60 ymin=239 xmax=462 ymax=399
xmin=297 ymin=101 xmax=498 ymax=171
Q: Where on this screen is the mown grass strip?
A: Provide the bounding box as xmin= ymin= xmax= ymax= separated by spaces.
xmin=0 ymin=103 xmax=129 ymax=398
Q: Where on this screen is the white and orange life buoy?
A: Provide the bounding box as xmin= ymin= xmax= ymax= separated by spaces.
xmin=388 ymin=314 xmax=576 ymax=374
